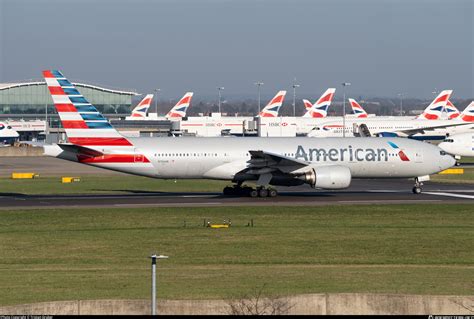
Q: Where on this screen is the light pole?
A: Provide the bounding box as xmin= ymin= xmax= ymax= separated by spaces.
xmin=292 ymin=82 xmax=300 ymax=117
xmin=217 ymin=87 xmax=224 ymax=113
xmin=397 ymin=93 xmax=404 ymax=116
xmin=154 ymin=88 xmax=160 ymax=114
xmin=254 ymin=81 xmax=264 ymax=113
xmin=341 ymin=82 xmax=351 ymax=137
xmin=150 ymin=254 xmax=168 ymax=316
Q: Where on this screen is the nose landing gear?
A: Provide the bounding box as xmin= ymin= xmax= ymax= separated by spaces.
xmin=412 ymin=177 xmax=423 ymax=194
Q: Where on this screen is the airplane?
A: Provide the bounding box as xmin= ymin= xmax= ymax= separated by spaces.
xmin=310 ymin=91 xmax=474 ymax=140
xmin=42 ymin=70 xmax=455 ymax=196
xmin=348 ymin=92 xmax=455 ymax=120
xmin=258 ymin=91 xmax=287 ymax=117
xmin=125 ymin=94 xmax=154 ymax=120
xmin=0 ymin=122 xmax=19 ymax=145
xmin=302 ymin=88 xmax=336 ymax=118
xmin=439 ymin=132 xmax=474 ymax=157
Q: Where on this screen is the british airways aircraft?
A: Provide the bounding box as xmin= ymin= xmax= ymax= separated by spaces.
xmin=42 ymin=70 xmax=455 ymax=196
xmin=310 ymin=91 xmax=474 ymax=140
xmin=439 ymin=132 xmax=474 ymax=157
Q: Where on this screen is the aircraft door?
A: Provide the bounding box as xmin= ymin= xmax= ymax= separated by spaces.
xmin=415 ymin=150 xmax=423 ymax=163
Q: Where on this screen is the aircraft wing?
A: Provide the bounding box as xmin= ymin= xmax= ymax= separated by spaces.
xmin=398 ymin=122 xmax=472 ymax=136
xmin=245 ymin=150 xmax=309 ymax=175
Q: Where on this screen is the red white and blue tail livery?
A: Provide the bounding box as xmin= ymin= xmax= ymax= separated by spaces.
xmin=166 ymin=92 xmax=194 ymax=118
xmin=303 ymin=88 xmax=336 ymax=118
xmin=444 ymin=100 xmax=460 ymax=119
xmin=302 ymin=99 xmax=313 ymax=110
xmin=417 ymin=90 xmax=452 ymax=120
xmin=130 ymin=94 xmax=154 ymax=118
xmin=348 ymin=98 xmax=368 ymax=118
xmin=43 ymin=70 xmax=153 ymax=173
xmin=259 ymin=91 xmax=287 ymax=117
xmin=460 ymin=101 xmax=474 ymax=122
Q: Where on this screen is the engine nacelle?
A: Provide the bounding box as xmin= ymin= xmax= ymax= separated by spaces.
xmin=298 ymin=165 xmax=352 ymax=189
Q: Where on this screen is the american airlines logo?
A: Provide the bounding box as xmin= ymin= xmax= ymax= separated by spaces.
xmin=295 ymin=142 xmax=410 ymax=162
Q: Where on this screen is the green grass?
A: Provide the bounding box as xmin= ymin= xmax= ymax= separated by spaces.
xmin=431 ymin=168 xmax=474 ymax=184
xmin=0 ymin=204 xmax=472 ymax=306
xmin=0 ymin=176 xmax=229 ymax=195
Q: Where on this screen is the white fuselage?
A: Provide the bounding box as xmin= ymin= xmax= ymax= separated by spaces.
xmin=309 ymin=118 xmax=474 ymax=140
xmin=438 ymin=133 xmax=474 ymax=157
xmin=47 ymin=137 xmax=455 ymax=182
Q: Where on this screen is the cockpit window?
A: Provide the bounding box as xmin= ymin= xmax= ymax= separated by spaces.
xmin=440 ymin=151 xmax=447 ymax=156
xmin=443 ymin=139 xmax=454 ymax=143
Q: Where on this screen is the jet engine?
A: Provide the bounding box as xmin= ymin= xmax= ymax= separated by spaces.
xmin=269 ymin=165 xmax=352 ymax=189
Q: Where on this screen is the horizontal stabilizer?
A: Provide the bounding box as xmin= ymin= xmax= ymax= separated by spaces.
xmin=57 ymin=143 xmax=104 ymax=157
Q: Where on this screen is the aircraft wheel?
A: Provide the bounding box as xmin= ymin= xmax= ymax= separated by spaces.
xmin=258 ymin=188 xmax=268 ymax=198
xmin=223 ymin=186 xmax=233 ymax=196
xmin=268 ymin=189 xmax=278 ymax=197
xmin=412 ymin=186 xmax=422 ymax=194
xmin=249 ymin=189 xmax=258 ymax=198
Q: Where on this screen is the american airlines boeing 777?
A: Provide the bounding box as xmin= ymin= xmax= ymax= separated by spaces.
xmin=43 ymin=70 xmax=455 ymax=196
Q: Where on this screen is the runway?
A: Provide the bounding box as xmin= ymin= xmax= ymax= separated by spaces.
xmin=0 ymin=179 xmax=472 ymax=209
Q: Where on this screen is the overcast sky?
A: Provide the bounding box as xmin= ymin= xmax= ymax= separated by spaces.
xmin=0 ymin=0 xmax=472 ymax=100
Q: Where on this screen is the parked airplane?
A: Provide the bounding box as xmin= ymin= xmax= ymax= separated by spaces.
xmin=439 ymin=133 xmax=474 ymax=157
xmin=310 ymin=91 xmax=474 ymax=140
xmin=0 ymin=122 xmax=19 ymax=144
xmin=258 ymin=91 xmax=287 ymax=117
xmin=42 ymin=70 xmax=455 ymax=195
xmin=125 ymin=94 xmax=154 ymax=120
xmin=302 ymin=88 xmax=336 ymax=118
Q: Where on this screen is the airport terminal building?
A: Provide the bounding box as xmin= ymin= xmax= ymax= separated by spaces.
xmin=0 ymin=81 xmax=138 ymax=122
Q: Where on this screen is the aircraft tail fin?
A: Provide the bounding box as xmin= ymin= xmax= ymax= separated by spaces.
xmin=348 ymin=98 xmax=368 ymax=118
xmin=302 ymin=99 xmax=313 ymax=110
xmin=259 ymin=90 xmax=287 ymax=117
xmin=131 ymin=94 xmax=154 ymax=118
xmin=42 ymin=70 xmax=132 ymax=147
xmin=418 ymin=90 xmax=452 ymax=120
xmin=166 ymin=92 xmax=194 ymax=118
xmin=303 ymin=88 xmax=336 ymax=118
xmin=460 ymin=101 xmax=474 ymax=122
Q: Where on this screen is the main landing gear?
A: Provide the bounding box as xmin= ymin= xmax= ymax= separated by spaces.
xmin=223 ymin=185 xmax=278 ymax=198
xmin=412 ymin=178 xmax=423 ymax=194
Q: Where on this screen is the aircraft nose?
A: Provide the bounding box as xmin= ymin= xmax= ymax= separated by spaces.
xmin=443 ymin=154 xmax=456 ymax=170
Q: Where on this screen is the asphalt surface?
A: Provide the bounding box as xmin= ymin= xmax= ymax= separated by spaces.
xmin=0 ymin=156 xmax=472 ymax=209
xmin=0 ymin=179 xmax=472 ymax=210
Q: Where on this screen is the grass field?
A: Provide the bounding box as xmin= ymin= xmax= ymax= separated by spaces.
xmin=0 ymin=204 xmax=472 ymax=306
xmin=431 ymin=167 xmax=474 ymax=184
xmin=0 ymin=176 xmax=229 ymax=195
